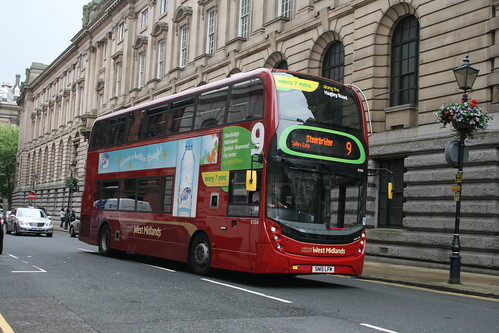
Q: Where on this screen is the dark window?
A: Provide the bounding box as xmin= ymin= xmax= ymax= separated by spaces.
xmin=137 ymin=177 xmax=162 ymax=211
xmin=227 ymin=78 xmax=264 ymax=123
xmin=108 ymin=115 xmax=130 ymax=146
xmin=378 ymin=159 xmax=404 ymax=228
xmin=322 ymin=41 xmax=344 ymax=83
xmin=140 ymin=105 xmax=168 ymax=138
xmin=227 ymin=170 xmax=261 ymax=217
xmin=195 ymin=86 xmax=228 ymax=129
xmin=96 ymin=176 xmax=172 ymax=213
xmin=128 ymin=110 xmax=143 ymax=142
xmin=170 ymin=98 xmax=195 ymax=133
xmin=96 ymin=180 xmax=120 ymax=210
xmin=120 ymin=178 xmax=137 ymax=211
xmin=390 ymin=16 xmax=419 ymax=106
xmin=90 ymin=120 xmax=109 ymax=150
xmin=275 ymin=60 xmax=288 ymax=70
xmin=89 ymin=76 xmax=265 ymax=150
xmin=163 ymin=175 xmax=174 ymax=213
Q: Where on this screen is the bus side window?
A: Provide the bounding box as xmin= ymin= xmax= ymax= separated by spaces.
xmin=140 ymin=105 xmax=168 ymax=139
xmin=108 ymin=116 xmax=129 ymax=145
xmin=195 ymin=86 xmax=228 ymax=129
xmin=99 ymin=180 xmax=120 ymax=210
xmin=228 ymin=170 xmax=261 ymax=217
xmin=127 ymin=111 xmax=142 ymax=142
xmin=137 ymin=178 xmax=160 ymax=212
xmin=170 ymin=98 xmax=195 ymax=133
xmin=90 ymin=120 xmax=110 ymax=149
xmin=120 ymin=179 xmax=137 ymax=211
xmin=228 ymin=78 xmax=264 ymax=123
xmin=162 ymin=175 xmax=174 ymax=213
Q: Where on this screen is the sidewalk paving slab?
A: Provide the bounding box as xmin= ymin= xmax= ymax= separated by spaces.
xmin=362 ymin=259 xmax=499 ymax=300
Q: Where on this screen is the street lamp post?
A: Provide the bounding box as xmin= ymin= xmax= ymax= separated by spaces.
xmin=65 ymin=161 xmax=77 ymax=229
xmin=448 ymin=55 xmax=479 ymax=284
xmin=30 ymin=173 xmax=38 ymax=204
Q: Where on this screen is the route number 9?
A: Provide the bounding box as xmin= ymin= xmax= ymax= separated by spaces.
xmin=346 ymin=141 xmax=352 ymax=155
xmin=251 ymin=122 xmax=264 ymax=156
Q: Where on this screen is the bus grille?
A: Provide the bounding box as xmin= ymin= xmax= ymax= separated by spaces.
xmin=79 ymin=215 xmax=90 ymax=237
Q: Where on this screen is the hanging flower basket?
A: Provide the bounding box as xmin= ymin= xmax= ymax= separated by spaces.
xmin=434 ymin=99 xmax=493 ymax=139
xmin=65 ymin=176 xmax=79 ymax=191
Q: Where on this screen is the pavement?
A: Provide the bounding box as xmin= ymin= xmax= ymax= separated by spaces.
xmin=52 ymin=226 xmax=499 ymax=299
xmin=361 ymin=257 xmax=499 ymax=299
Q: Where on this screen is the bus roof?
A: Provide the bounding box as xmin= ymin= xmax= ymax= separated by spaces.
xmin=95 ymin=68 xmax=276 ymax=122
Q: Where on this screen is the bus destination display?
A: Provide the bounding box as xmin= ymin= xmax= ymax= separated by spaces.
xmin=280 ymin=126 xmax=366 ymax=164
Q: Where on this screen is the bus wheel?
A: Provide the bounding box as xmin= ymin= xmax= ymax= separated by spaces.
xmin=98 ymin=224 xmax=112 ymax=256
xmin=190 ymin=233 xmax=211 ymax=275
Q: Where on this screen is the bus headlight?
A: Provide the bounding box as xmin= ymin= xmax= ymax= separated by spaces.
xmin=269 ymin=223 xmax=285 ymax=252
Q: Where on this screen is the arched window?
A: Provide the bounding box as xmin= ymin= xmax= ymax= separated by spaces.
xmin=322 ymin=41 xmax=344 ymax=83
xmin=275 ymin=60 xmax=288 ymax=70
xmin=390 ymin=16 xmax=419 ymax=106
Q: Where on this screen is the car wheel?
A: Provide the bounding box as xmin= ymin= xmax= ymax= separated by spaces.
xmin=46 ymin=233 xmax=53 ymax=237
xmin=98 ymin=224 xmax=113 ymax=256
xmin=189 ymin=233 xmax=211 ymax=275
xmin=14 ymin=224 xmax=21 ymax=236
xmin=69 ymin=225 xmax=76 ymax=237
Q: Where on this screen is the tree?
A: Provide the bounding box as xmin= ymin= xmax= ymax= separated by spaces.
xmin=0 ymin=123 xmax=19 ymax=208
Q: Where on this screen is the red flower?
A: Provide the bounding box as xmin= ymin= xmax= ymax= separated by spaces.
xmin=471 ymin=99 xmax=478 ymax=107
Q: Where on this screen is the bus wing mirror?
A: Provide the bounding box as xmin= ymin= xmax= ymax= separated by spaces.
xmin=387 ymin=181 xmax=394 ymax=200
xmin=246 ymin=170 xmax=257 ymax=192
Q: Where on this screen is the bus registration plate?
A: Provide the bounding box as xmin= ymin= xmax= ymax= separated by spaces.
xmin=312 ymin=266 xmax=335 ymax=273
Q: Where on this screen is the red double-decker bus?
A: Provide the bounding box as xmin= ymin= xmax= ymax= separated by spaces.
xmin=79 ymin=68 xmax=369 ymax=276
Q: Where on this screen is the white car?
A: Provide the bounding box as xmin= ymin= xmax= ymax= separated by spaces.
xmin=69 ymin=218 xmax=80 ymax=237
xmin=6 ymin=207 xmax=53 ymax=237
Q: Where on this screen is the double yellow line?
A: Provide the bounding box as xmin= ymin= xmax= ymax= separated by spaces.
xmin=0 ymin=314 xmax=14 ymax=333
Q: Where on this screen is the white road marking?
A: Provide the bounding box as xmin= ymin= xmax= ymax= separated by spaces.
xmin=12 ymin=265 xmax=46 ymax=273
xmin=78 ymin=247 xmax=95 ymax=253
xmin=145 ymin=264 xmax=176 ymax=273
xmin=7 ymin=253 xmax=47 ymax=273
xmin=202 ymin=278 xmax=293 ymax=304
xmin=360 ymin=323 xmax=398 ymax=333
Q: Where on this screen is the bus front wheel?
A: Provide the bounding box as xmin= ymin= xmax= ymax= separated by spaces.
xmin=98 ymin=224 xmax=112 ymax=256
xmin=190 ymin=233 xmax=211 ymax=275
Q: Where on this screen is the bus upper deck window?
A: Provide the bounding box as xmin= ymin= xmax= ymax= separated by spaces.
xmin=228 ymin=78 xmax=264 ymax=123
xmin=195 ymin=86 xmax=228 ymax=129
xmin=170 ymin=98 xmax=195 ymax=133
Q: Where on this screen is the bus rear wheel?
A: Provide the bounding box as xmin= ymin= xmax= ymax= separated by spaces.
xmin=190 ymin=233 xmax=211 ymax=275
xmin=98 ymin=224 xmax=112 ymax=256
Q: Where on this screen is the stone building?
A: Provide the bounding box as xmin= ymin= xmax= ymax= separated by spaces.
xmin=0 ymin=75 xmax=21 ymax=125
xmin=14 ymin=0 xmax=498 ymax=273
xmin=0 ymin=74 xmax=22 ymax=209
